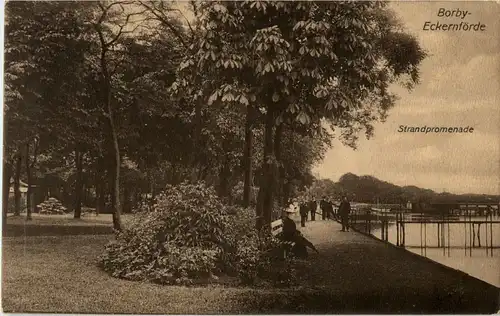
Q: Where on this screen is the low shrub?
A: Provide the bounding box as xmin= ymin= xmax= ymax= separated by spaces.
xmin=37 ymin=197 xmax=67 ymax=215
xmin=99 ymin=181 xmax=298 ymax=287
xmin=231 ymin=231 xmax=299 ymax=287
xmin=99 ymin=182 xmax=228 ymax=285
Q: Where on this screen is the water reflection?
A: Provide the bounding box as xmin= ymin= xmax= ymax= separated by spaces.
xmin=353 ymin=215 xmax=500 ymax=287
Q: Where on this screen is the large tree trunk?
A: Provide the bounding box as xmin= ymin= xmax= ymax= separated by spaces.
xmin=13 ymin=152 xmax=22 ymax=216
xmin=256 ymin=107 xmax=276 ymax=231
xmin=242 ymin=103 xmax=253 ymax=208
xmin=273 ymin=123 xmax=284 ymax=208
xmin=109 ymin=117 xmax=122 ymax=231
xmin=74 ymin=149 xmax=84 ymax=219
xmin=3 ymin=161 xmax=13 ymax=227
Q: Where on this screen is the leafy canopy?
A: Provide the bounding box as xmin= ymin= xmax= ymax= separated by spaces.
xmin=172 ymin=1 xmax=426 ymax=141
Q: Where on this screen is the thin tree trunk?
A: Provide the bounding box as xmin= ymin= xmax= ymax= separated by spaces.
xmin=25 ymin=140 xmax=38 ymax=221
xmin=96 ymin=17 xmax=122 ymax=230
xmin=95 ymin=157 xmax=105 ymax=216
xmin=256 ymin=107 xmax=275 ymax=231
xmin=243 ymin=103 xmax=253 ymax=208
xmin=97 ymin=184 xmax=105 ymax=216
xmin=13 ymin=152 xmax=22 ymax=216
xmin=3 ymin=161 xmax=13 ymax=227
xmin=274 ymin=123 xmax=284 ymax=208
xmin=101 ymin=50 xmax=121 ymax=230
xmin=74 ymin=149 xmax=84 ymax=219
xmin=82 ymin=183 xmax=87 ymax=207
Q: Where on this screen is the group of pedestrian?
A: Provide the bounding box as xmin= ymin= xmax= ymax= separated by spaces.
xmin=277 ymin=195 xmax=352 ymax=259
xmin=299 ymin=199 xmax=317 ymax=227
xmin=292 ymin=195 xmax=352 ymax=232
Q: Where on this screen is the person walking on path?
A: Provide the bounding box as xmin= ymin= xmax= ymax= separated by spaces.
xmin=339 ymin=195 xmax=351 ymax=231
xmin=320 ymin=197 xmax=327 ymax=220
xmin=309 ymin=199 xmax=317 ymax=221
xmin=325 ymin=199 xmax=334 ymax=220
xmin=320 ymin=197 xmax=334 ymax=220
xmin=299 ymin=201 xmax=309 ymax=227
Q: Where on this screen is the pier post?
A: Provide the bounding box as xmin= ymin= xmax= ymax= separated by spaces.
xmin=368 ymin=211 xmax=371 ymax=235
xmin=477 ymin=223 xmax=481 ymax=248
xmin=396 ymin=213 xmax=400 ymax=246
xmin=437 ymin=223 xmax=440 ymax=248
xmin=401 ymin=221 xmax=406 ymax=247
xmin=381 ymin=219 xmax=385 ymax=241
xmin=472 ymin=223 xmax=476 ymax=248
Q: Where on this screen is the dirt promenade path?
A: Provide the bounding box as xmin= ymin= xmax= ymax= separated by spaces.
xmin=239 ymin=219 xmax=499 ymax=313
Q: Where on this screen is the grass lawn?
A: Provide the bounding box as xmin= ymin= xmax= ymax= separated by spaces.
xmin=6 ymin=213 xmax=117 ymax=225
xmin=2 ymin=235 xmax=256 ymax=314
xmin=3 ymin=213 xmax=133 ymax=237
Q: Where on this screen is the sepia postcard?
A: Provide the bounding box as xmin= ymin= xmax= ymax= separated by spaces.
xmin=1 ymin=0 xmax=499 ymax=314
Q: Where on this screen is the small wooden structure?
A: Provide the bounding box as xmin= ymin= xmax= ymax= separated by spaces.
xmin=8 ymin=180 xmax=35 ymax=213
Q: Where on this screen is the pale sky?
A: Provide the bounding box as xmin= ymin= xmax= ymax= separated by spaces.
xmin=313 ymin=1 xmax=500 ymax=195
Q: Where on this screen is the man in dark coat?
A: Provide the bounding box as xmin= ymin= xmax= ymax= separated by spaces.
xmin=282 ymin=207 xmax=297 ymax=241
xmin=324 ymin=199 xmax=334 ymax=220
xmin=299 ymin=202 xmax=308 ymax=227
xmin=320 ymin=197 xmax=327 ymax=220
xmin=321 ymin=197 xmax=334 ymax=220
xmin=339 ymin=195 xmax=351 ymax=231
xmin=309 ymin=199 xmax=317 ymax=221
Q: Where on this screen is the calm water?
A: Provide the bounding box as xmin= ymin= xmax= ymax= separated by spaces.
xmin=368 ymin=216 xmax=500 ymax=287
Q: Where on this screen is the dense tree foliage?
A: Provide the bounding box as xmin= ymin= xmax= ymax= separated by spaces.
xmin=3 ymin=1 xmax=427 ymax=233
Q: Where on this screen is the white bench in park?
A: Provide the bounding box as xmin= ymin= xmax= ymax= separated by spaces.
xmin=271 ymin=218 xmax=283 ymax=236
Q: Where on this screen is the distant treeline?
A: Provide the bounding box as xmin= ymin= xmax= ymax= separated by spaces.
xmin=309 ymin=173 xmax=499 ymax=205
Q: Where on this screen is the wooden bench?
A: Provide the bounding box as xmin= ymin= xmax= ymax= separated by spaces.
xmin=271 ymin=218 xmax=297 ymax=258
xmin=271 ymin=218 xmax=283 ymax=236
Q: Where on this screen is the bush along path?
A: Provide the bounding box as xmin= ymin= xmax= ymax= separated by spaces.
xmin=99 ymin=182 xmax=297 ymax=287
